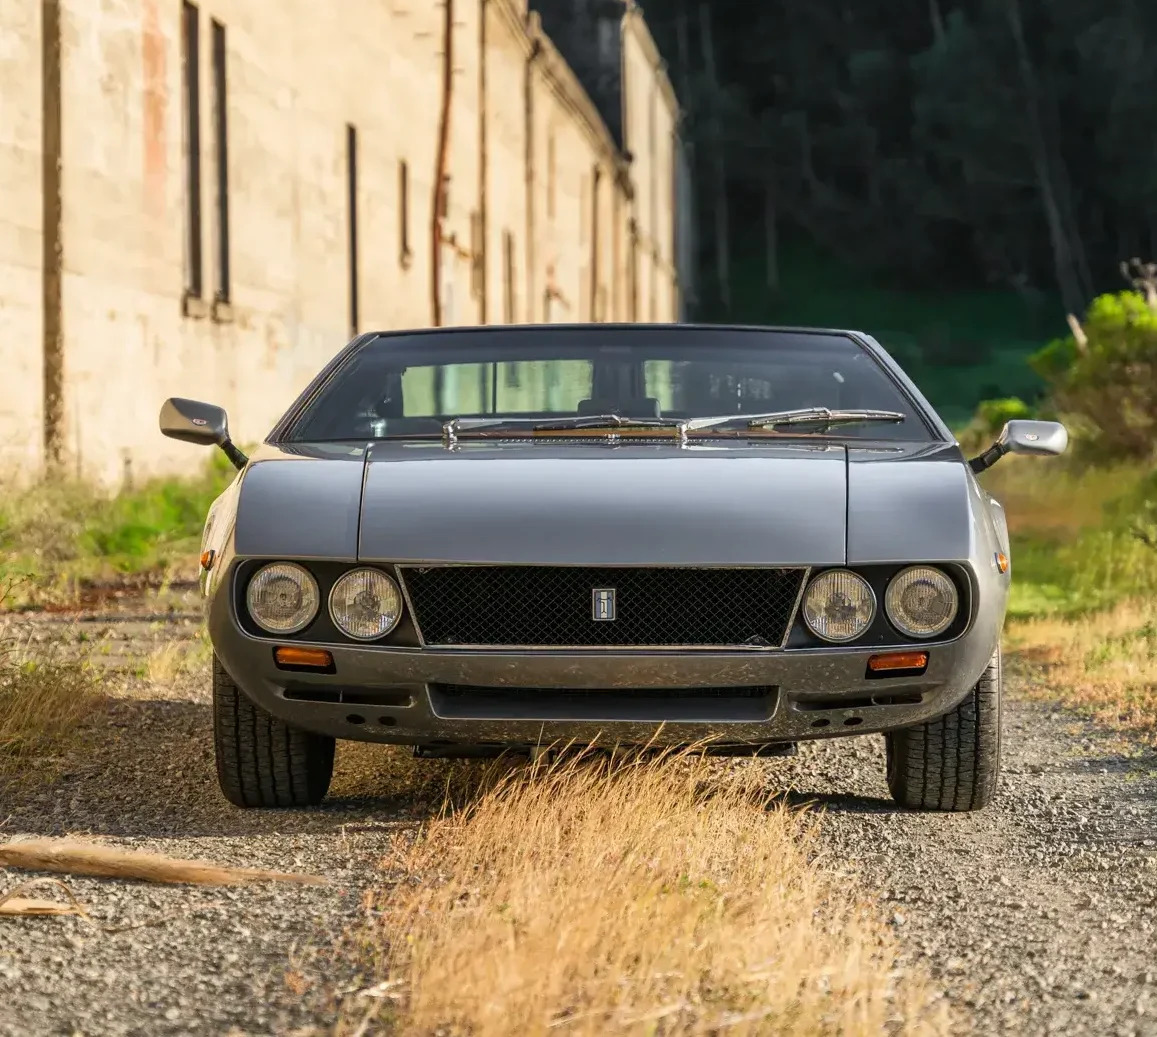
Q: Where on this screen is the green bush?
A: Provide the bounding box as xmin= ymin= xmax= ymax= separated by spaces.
xmin=1029 ymin=290 xmax=1157 ymax=460
xmin=975 ymin=396 xmax=1033 ymax=436
xmin=1103 ymin=467 xmax=1157 ymax=551
xmin=954 ymin=395 xmax=1034 ymax=454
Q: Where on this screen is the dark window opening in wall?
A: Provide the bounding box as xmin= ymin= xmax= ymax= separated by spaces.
xmin=547 ymin=134 xmax=556 ymax=220
xmin=629 ymin=222 xmax=639 ymax=322
xmin=579 ymin=172 xmax=590 ymax=318
xmin=182 ymin=0 xmax=203 ymax=302
xmin=439 ymin=174 xmax=451 ymax=218
xmin=590 ymin=166 xmax=601 ymax=321
xmin=399 ymin=160 xmax=411 ymax=266
xmin=211 ymin=18 xmax=230 ymax=306
xmin=579 ymin=173 xmax=589 ymax=246
xmin=470 ymin=210 xmax=484 ymax=300
xmin=347 ymin=124 xmax=359 ymax=336
xmin=502 ymin=231 xmax=516 ymax=324
xmin=649 ymin=91 xmax=658 ymax=238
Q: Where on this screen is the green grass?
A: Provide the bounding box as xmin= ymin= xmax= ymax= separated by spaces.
xmin=978 ymin=457 xmax=1157 ymax=620
xmin=0 ymin=450 xmax=236 ymax=599
xmin=729 ymin=241 xmax=1062 ymax=427
xmin=1003 ymin=531 xmax=1157 ymax=619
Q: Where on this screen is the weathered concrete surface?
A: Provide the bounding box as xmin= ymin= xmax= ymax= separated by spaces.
xmin=0 ymin=0 xmax=46 ymax=473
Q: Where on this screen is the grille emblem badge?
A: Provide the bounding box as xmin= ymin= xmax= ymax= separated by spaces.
xmin=592 ymin=588 xmax=617 ymax=622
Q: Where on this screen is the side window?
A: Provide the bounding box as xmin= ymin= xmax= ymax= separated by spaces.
xmin=645 ymin=360 xmax=677 ymax=411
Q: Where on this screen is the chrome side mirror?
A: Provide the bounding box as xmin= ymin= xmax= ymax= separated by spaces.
xmin=969 ymin=419 xmax=1068 ymax=474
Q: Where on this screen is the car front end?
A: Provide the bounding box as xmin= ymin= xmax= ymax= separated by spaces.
xmin=207 ymin=559 xmax=1003 ymax=755
xmin=202 ymin=435 xmax=1009 ymax=757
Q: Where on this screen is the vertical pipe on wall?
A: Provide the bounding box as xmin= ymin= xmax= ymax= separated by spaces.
xmin=524 ymin=27 xmax=541 ymax=325
xmin=431 ymin=0 xmax=454 ymax=327
xmin=347 ymin=124 xmax=359 ymax=336
xmin=477 ymin=0 xmax=488 ymax=324
xmin=41 ymin=0 xmax=65 ymax=473
xmin=590 ymin=166 xmax=600 ymax=320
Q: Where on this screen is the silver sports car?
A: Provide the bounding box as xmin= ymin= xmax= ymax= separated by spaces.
xmin=159 ymin=324 xmax=1067 ymax=812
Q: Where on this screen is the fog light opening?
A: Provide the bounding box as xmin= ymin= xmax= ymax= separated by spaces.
xmin=843 ymin=716 xmax=864 ymax=727
xmin=346 ymin=714 xmax=366 ymax=726
xmin=378 ymin=716 xmax=397 ymax=727
xmin=811 ymin=718 xmax=831 ymax=729
xmin=273 ymin=646 xmax=335 ymax=670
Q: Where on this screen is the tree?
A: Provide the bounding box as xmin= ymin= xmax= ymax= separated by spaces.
xmin=643 ymin=0 xmax=1157 ymax=313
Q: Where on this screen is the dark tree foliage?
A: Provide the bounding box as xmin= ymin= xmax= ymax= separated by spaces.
xmin=644 ymin=0 xmax=1157 ymax=316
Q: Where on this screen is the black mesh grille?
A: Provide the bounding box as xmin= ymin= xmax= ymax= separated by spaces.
xmin=398 ymin=566 xmax=807 ymax=647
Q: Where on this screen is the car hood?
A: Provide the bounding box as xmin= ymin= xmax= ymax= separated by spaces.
xmin=233 ymin=439 xmax=978 ymax=568
xmin=357 ymin=439 xmax=849 ymax=566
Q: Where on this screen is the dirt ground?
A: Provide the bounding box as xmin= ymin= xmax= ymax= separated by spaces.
xmin=1 ymin=590 xmax=1156 ymax=1037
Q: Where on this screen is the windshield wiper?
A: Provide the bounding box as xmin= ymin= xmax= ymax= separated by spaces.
xmin=681 ymin=407 xmax=907 ymax=433
xmin=441 ymin=407 xmax=906 ymax=445
xmin=442 ymin=413 xmax=683 ymax=443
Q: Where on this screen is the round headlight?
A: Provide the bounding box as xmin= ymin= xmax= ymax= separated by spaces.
xmin=885 ymin=566 xmax=958 ymax=639
xmin=802 ymin=570 xmax=876 ymax=643
xmin=246 ymin=562 xmax=320 ymax=635
xmin=329 ymin=568 xmax=404 ymax=640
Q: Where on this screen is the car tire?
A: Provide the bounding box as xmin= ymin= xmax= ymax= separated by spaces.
xmin=884 ymin=646 xmax=1002 ymax=812
xmin=212 ymin=655 xmax=335 ymax=808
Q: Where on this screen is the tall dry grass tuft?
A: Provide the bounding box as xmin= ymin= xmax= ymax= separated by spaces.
xmin=347 ymin=748 xmax=949 ymax=1037
xmin=0 ymin=592 xmax=103 ymax=783
xmin=1009 ymin=600 xmax=1157 ymax=744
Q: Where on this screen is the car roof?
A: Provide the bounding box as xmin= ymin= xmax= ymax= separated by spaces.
xmin=363 ymin=323 xmax=865 ymax=339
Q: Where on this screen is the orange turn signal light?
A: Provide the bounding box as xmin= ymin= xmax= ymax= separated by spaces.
xmin=200 ymin=549 xmax=216 ymax=571
xmin=274 ymin=646 xmax=334 ymax=670
xmin=995 ymin=552 xmax=1010 ymax=574
xmin=868 ymin=651 xmax=929 ymax=672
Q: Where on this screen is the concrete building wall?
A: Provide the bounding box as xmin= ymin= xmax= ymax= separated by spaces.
xmin=0 ymin=0 xmax=680 ymax=486
xmin=0 ymin=0 xmax=46 ymax=473
xmin=529 ymin=26 xmax=620 ymax=326
xmin=483 ymin=0 xmax=533 ymax=325
xmin=621 ymin=4 xmax=679 ymax=325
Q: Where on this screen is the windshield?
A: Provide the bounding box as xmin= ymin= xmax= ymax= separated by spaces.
xmin=283 ymin=327 xmax=936 ymax=443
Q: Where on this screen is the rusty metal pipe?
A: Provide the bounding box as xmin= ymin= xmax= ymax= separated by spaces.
xmin=431 ymin=0 xmax=454 ymax=327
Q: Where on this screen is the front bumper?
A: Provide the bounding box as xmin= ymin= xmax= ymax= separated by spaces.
xmin=208 ymin=592 xmax=1001 ymax=749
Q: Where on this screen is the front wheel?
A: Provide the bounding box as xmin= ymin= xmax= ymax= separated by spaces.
xmin=212 ymin=656 xmax=335 ymax=808
xmin=885 ymin=647 xmax=1002 ymax=812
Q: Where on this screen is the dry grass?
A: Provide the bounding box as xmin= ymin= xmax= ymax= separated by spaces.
xmin=0 ymin=614 xmax=103 ymax=784
xmin=1008 ymin=600 xmax=1157 ymax=745
xmin=977 ymin=454 xmax=1141 ymax=538
xmin=137 ymin=629 xmax=213 ymax=693
xmin=0 ymin=877 xmax=91 ymax=919
xmin=341 ymin=748 xmax=949 ymax=1037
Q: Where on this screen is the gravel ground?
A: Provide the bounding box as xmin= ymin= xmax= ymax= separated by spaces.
xmin=2 ymin=599 xmax=1156 ymax=1036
